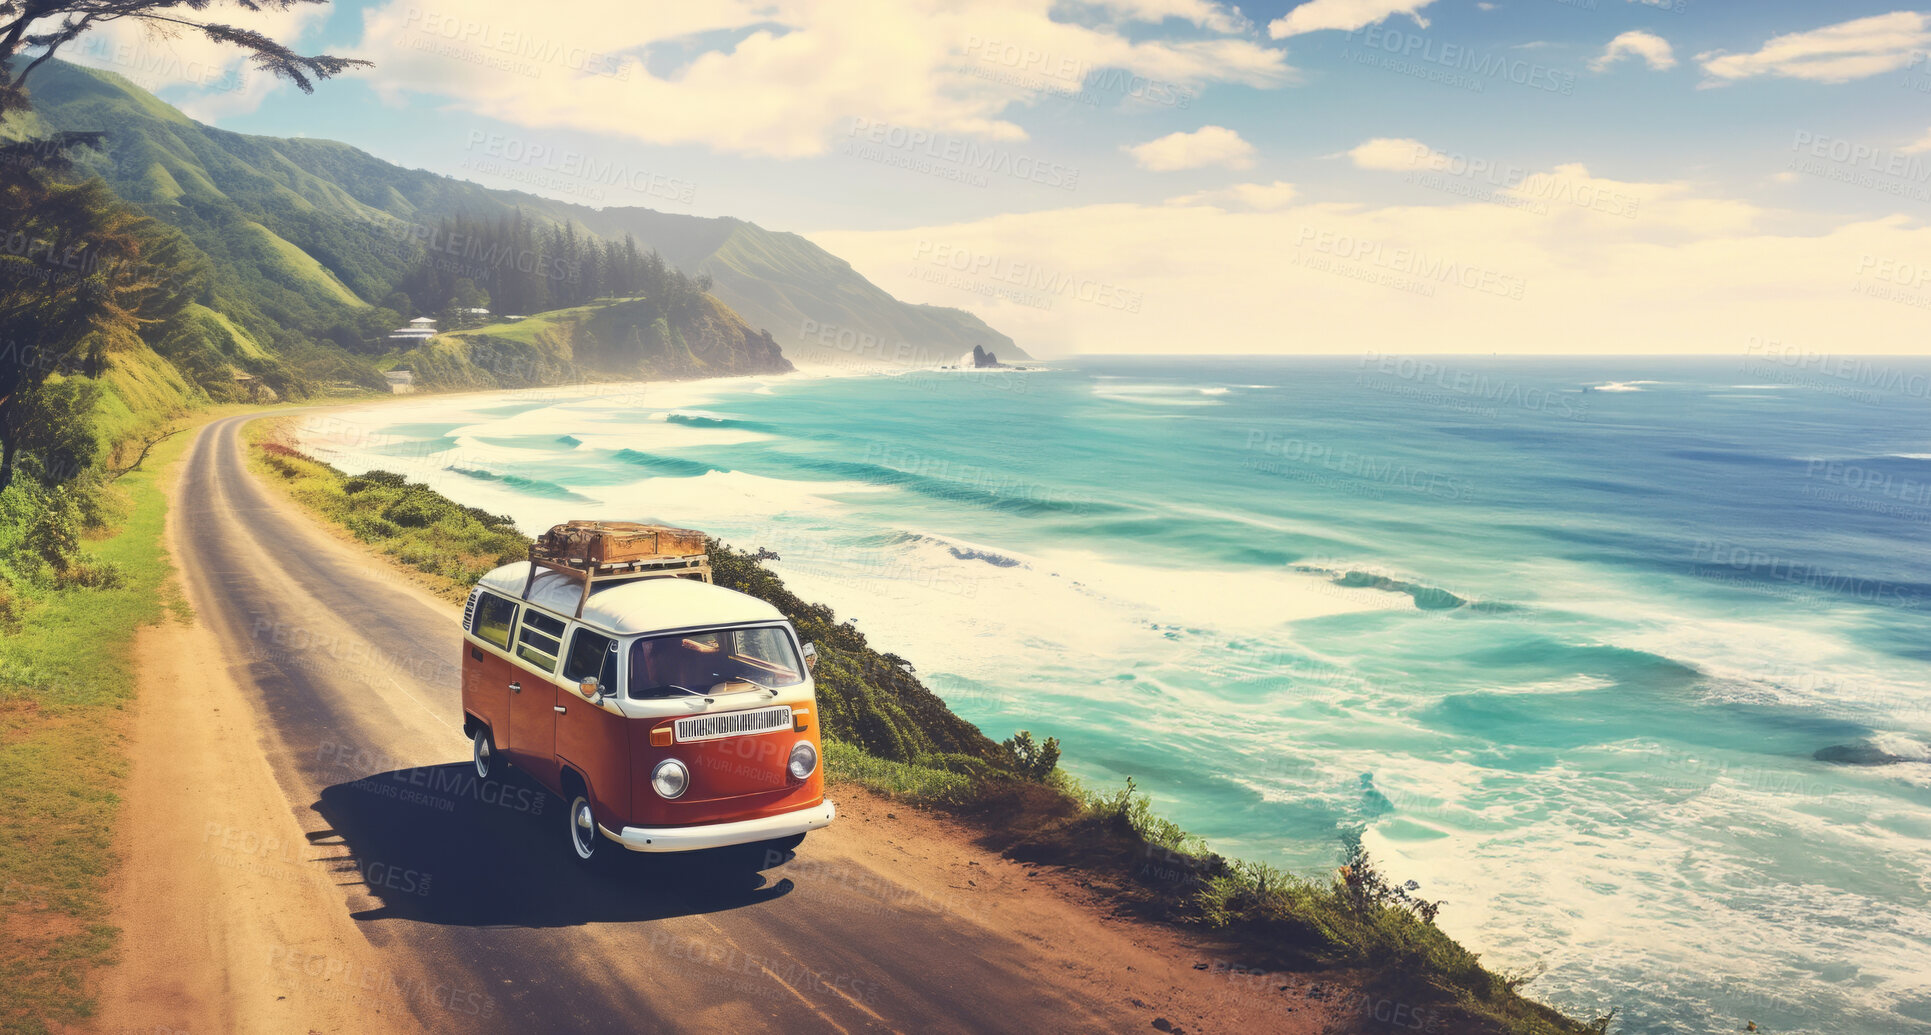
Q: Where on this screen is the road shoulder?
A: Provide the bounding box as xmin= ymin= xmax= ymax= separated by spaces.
xmin=89 ymin=422 xmax=432 ymax=1035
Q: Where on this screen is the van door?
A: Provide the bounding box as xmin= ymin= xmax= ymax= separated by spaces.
xmin=506 ymin=608 xmax=566 ymax=788
xmin=556 ymin=627 xmax=631 ymax=823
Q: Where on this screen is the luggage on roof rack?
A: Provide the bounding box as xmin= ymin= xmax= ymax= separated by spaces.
xmin=523 ymin=520 xmax=711 ymax=617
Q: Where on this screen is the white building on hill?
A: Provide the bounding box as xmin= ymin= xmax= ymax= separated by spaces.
xmin=388 ymin=316 xmax=437 ymax=343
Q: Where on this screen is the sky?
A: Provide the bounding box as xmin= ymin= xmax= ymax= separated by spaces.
xmin=44 ymin=1 xmax=1931 ymax=356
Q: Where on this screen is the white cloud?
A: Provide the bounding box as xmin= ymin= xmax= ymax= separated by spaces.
xmin=1345 ymin=137 xmax=1443 ymax=170
xmin=810 ymin=163 xmax=1925 ymax=357
xmin=1127 ymin=125 xmax=1256 ymax=170
xmin=1167 ymin=180 xmax=1298 ymax=209
xmin=1592 ymin=30 xmax=1677 ymax=72
xmin=1268 ymin=0 xmax=1437 ymax=39
xmin=1697 ymin=11 xmax=1931 ymax=84
xmin=346 ymin=0 xmax=1295 ymax=158
xmin=1903 ymin=127 xmax=1931 ymax=154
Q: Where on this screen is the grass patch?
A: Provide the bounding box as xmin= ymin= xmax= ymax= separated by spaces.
xmin=244 ymin=421 xmax=526 ymax=603
xmin=241 ymin=429 xmax=1602 ymax=1035
xmin=823 ymin=741 xmax=976 ymax=807
xmin=0 ymin=427 xmax=196 ymax=1035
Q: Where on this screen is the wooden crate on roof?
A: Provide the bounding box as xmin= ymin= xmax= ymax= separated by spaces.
xmin=523 ymin=520 xmax=712 ymax=617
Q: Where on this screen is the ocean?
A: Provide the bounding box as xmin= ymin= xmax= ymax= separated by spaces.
xmin=295 ymin=355 xmax=1931 ymax=1033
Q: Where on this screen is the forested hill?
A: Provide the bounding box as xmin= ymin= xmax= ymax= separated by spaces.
xmin=17 ymin=59 xmax=1025 ymax=373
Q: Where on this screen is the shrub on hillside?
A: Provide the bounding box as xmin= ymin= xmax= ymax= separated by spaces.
xmin=1002 ymin=730 xmax=1060 ymax=780
xmin=0 ymin=578 xmax=22 ymax=635
xmin=53 ymin=558 xmax=126 ymax=591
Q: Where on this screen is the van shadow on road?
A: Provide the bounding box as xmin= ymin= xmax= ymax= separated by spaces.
xmin=311 ymin=764 xmax=795 ymax=927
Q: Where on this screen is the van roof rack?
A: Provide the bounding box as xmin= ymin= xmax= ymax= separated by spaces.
xmin=521 ymin=520 xmax=712 ymax=618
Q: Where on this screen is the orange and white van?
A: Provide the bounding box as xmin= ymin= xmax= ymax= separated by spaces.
xmin=459 ymin=525 xmax=833 ymax=863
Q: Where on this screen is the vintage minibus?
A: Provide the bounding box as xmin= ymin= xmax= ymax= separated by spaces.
xmin=459 ymin=523 xmax=834 ymax=863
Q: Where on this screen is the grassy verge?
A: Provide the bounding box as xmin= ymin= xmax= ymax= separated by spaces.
xmin=0 ymin=427 xmax=199 ymax=1035
xmin=243 ymin=421 xmax=528 ymax=603
xmin=240 ymin=427 xmax=1605 ymax=1035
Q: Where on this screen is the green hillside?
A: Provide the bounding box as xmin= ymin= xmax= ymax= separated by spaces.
xmin=22 ymin=60 xmax=1025 ymax=368
xmin=390 ymin=295 xmax=792 ymax=391
xmin=571 ymin=212 xmax=1030 ymax=366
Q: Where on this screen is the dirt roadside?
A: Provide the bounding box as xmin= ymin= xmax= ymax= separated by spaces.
xmin=87 ymin=427 xmax=433 ymax=1035
xmin=817 ymin=790 xmax=1355 ymax=1034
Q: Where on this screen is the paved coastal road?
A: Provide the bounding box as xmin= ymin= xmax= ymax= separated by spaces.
xmin=170 ymin=414 xmax=1152 ymax=1034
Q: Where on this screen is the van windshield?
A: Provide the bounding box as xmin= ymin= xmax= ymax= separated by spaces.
xmin=628 ymin=626 xmax=805 ymax=699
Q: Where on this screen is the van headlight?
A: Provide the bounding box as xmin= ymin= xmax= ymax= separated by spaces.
xmin=651 ymin=759 xmax=689 ymax=799
xmin=788 ymin=741 xmax=818 ymax=781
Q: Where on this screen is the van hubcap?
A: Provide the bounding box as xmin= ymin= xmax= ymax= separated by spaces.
xmin=571 ymin=799 xmax=596 ymax=857
xmin=473 ymin=733 xmax=491 ymax=777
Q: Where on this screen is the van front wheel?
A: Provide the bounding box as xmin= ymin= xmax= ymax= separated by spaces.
xmin=567 ymin=794 xmax=602 ymax=864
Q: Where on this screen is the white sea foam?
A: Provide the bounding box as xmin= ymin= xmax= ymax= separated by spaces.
xmin=289 ymin=372 xmax=1931 ymax=1035
xmin=1361 ymin=758 xmax=1928 ymax=1032
xmin=1090 ymin=383 xmax=1228 ymax=406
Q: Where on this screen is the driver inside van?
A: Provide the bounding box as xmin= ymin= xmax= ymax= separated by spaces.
xmin=632 ymin=633 xmax=724 ymax=695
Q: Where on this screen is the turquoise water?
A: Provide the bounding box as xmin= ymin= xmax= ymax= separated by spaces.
xmin=300 ymin=357 xmax=1931 ymax=1033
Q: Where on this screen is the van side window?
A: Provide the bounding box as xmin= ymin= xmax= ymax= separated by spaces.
xmin=563 ymin=629 xmax=618 ymax=688
xmin=516 ymin=610 xmax=566 ymax=672
xmin=472 ymin=593 xmax=518 ymax=650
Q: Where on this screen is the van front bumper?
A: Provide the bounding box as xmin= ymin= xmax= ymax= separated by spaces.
xmin=598 ymin=800 xmax=836 ymax=853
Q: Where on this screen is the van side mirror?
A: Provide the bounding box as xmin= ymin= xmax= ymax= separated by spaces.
xmin=802 ymin=642 xmax=818 ymax=673
xmin=579 ymin=675 xmax=601 ymax=700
